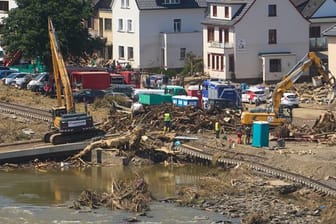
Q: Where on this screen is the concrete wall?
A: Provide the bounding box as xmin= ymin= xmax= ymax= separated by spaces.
xmin=161 ymin=31 xmax=202 ymax=69
xmin=112 ymin=0 xmax=140 ymax=67
xmin=138 ymin=8 xmax=204 ymax=69
xmin=328 ymin=36 xmax=336 ymax=77
xmin=233 ymin=0 xmax=309 ymax=81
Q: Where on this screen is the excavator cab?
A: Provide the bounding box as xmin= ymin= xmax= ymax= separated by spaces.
xmin=51 ymin=106 xmax=67 ymax=118
xmin=278 ymin=105 xmax=293 ymax=123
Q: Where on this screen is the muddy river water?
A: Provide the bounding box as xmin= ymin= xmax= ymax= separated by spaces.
xmin=0 ymin=164 xmax=239 ymax=224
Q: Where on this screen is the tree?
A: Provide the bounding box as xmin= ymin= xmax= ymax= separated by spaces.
xmin=1 ymin=0 xmax=103 ymax=69
xmin=181 ymin=51 xmax=203 ymax=76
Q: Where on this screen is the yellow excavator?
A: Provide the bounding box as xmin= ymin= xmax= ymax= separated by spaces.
xmin=44 ymin=18 xmax=105 ymax=145
xmin=240 ymin=52 xmax=336 ymax=127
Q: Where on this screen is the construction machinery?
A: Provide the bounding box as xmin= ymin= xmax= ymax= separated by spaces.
xmin=44 ymin=18 xmax=104 ymax=145
xmin=241 ymin=52 xmax=336 ymax=127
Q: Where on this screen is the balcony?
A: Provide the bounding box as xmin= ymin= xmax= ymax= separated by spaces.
xmin=309 ymin=37 xmax=328 ymax=51
xmin=210 ymin=41 xmax=234 ymax=49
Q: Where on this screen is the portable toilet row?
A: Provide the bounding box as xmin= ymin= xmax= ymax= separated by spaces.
xmin=172 ymin=95 xmax=199 ymax=108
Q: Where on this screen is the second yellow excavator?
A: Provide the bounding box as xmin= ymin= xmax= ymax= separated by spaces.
xmin=240 ymin=52 xmax=336 ymax=127
xmin=43 ymin=18 xmax=105 ymax=145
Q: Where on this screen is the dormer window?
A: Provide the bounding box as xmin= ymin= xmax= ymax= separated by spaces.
xmin=212 ymin=5 xmax=217 ymax=17
xmin=162 ymin=0 xmax=180 ymax=5
xmin=224 ymin=6 xmax=229 ymax=18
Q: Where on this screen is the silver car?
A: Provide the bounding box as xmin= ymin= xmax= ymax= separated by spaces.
xmin=280 ymin=92 xmax=299 ymax=108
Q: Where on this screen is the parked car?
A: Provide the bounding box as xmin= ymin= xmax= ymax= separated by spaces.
xmin=27 ymin=72 xmax=49 ymax=92
xmin=104 ymin=84 xmax=134 ymax=98
xmin=0 ymin=66 xmax=10 ymax=71
xmin=280 ymin=92 xmax=299 ymax=108
xmin=12 ymin=73 xmax=34 ymax=89
xmin=0 ymin=70 xmax=16 ymax=79
xmin=2 ymin=72 xmax=28 ymax=85
xmin=241 ymin=86 xmax=268 ymax=104
xmin=73 ymin=89 xmax=106 ymax=103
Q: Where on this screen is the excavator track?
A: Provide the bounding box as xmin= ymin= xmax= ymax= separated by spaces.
xmin=44 ymin=129 xmax=106 ymax=145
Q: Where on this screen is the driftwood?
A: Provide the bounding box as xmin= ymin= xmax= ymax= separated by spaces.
xmin=68 ymin=126 xmax=145 ymax=161
xmin=71 ymin=176 xmax=152 ymax=213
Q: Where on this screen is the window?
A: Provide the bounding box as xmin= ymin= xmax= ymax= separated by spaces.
xmin=268 ymin=4 xmax=277 ymax=17
xmin=0 ymin=1 xmax=9 ymax=11
xmin=310 ymin=26 xmax=321 ymax=38
xmin=127 ymin=19 xmax=133 ymax=32
xmin=224 ymin=29 xmax=229 ymax=43
xmin=219 ymin=28 xmax=223 ymax=43
xmin=128 ymin=47 xmax=134 ymax=60
xmin=212 ymin=5 xmax=217 ymax=17
xmin=174 ymin=19 xmax=181 ymax=32
xmin=269 ymin=59 xmax=281 ymax=72
xmin=121 ymin=0 xmax=129 ymax=8
xmin=207 ymin=26 xmax=214 ymax=42
xmin=119 ymin=46 xmax=125 ymax=59
xmin=268 ymin=29 xmax=277 ymax=44
xmin=162 ymin=0 xmax=180 ymax=5
xmin=118 ymin=18 xmax=123 ymax=31
xmin=180 ymin=48 xmax=186 ymax=60
xmin=225 ymin=6 xmax=229 ymax=18
xmin=207 ymin=54 xmax=211 ymax=68
xmin=104 ymin=18 xmax=112 ymax=31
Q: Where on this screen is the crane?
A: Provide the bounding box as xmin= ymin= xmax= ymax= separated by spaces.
xmin=240 ymin=52 xmax=336 ymax=127
xmin=44 ymin=18 xmax=104 ymax=145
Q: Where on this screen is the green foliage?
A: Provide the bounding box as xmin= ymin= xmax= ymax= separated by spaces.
xmin=1 ymin=0 xmax=100 ymax=70
xmin=181 ymin=51 xmax=203 ymax=76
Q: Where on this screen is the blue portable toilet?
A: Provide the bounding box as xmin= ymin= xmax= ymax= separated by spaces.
xmin=252 ymin=121 xmax=269 ymax=148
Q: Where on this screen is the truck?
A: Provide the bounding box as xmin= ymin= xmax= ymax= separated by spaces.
xmin=71 ymin=71 xmax=110 ymax=90
xmin=240 ymin=52 xmax=336 ymax=127
xmin=120 ymin=70 xmax=141 ymax=88
xmin=202 ymin=80 xmax=242 ymax=110
xmin=43 ymin=18 xmax=104 ymax=145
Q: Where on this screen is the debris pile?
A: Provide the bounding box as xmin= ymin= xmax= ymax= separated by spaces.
xmin=295 ymin=83 xmax=335 ymax=104
xmin=100 ymin=103 xmax=241 ymax=135
xmin=71 ymin=177 xmax=152 ymax=213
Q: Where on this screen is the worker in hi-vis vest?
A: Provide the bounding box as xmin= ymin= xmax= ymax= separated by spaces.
xmin=215 ymin=121 xmax=220 ymax=139
xmin=163 ymin=110 xmax=171 ymax=133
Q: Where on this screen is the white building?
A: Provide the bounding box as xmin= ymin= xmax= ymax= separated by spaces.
xmin=112 ymin=0 xmax=207 ymax=70
xmin=323 ymin=24 xmax=336 ymax=78
xmin=203 ymin=0 xmax=310 ymax=83
xmin=292 ymin=0 xmax=336 ymax=60
xmin=0 ymin=0 xmax=17 ymax=24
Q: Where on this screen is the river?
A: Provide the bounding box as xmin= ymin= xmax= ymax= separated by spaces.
xmin=0 ymin=164 xmax=240 ymax=224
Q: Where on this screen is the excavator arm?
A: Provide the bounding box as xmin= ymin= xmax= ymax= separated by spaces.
xmin=241 ymin=51 xmax=334 ymax=127
xmin=44 ymin=18 xmax=102 ymax=145
xmin=272 ymin=55 xmax=312 ymax=116
xmin=48 ymin=18 xmax=74 ymax=113
xmin=308 ymin=52 xmax=336 ymax=85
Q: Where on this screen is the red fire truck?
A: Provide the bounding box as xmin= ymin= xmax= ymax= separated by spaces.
xmin=120 ymin=71 xmax=141 ymax=88
xmin=71 ymin=71 xmax=111 ymax=90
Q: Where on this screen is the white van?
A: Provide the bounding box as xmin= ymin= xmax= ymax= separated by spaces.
xmin=241 ymin=86 xmax=269 ymax=104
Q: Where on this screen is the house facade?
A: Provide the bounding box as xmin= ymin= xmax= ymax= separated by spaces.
xmin=203 ymin=0 xmax=310 ymax=83
xmin=292 ymin=0 xmax=336 ymax=60
xmin=89 ymin=0 xmax=113 ymax=59
xmin=323 ymin=25 xmax=336 ymax=77
xmin=112 ymin=0 xmax=206 ymax=70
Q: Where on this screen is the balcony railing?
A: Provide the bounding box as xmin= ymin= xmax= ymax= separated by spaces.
xmin=210 ymin=41 xmax=234 ymax=49
xmin=310 ymin=37 xmax=328 ymax=51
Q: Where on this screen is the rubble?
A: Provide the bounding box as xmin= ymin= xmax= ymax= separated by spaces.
xmin=100 ymin=103 xmax=241 ymax=135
